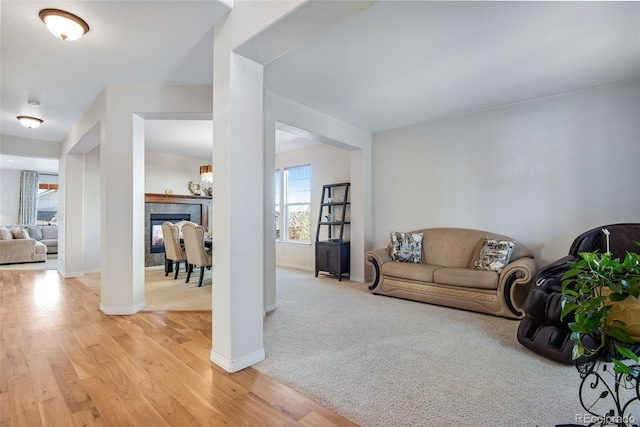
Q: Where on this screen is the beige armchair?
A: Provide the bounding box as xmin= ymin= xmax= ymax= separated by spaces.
xmin=182 ymin=222 xmax=212 ymax=287
xmin=161 ymin=222 xmax=187 ymax=280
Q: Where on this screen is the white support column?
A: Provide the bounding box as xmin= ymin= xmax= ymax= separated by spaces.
xmin=211 ymin=52 xmax=266 ymax=372
xmin=210 ymin=0 xmax=377 ymax=372
xmin=59 ymin=153 xmax=85 ymax=277
xmin=98 ymin=107 xmax=146 ymax=315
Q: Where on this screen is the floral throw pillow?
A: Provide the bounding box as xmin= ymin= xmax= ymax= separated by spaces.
xmin=390 ymin=232 xmax=423 ymax=263
xmin=474 ymin=239 xmax=515 ymax=273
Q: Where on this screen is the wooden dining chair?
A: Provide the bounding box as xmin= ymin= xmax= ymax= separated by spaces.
xmin=181 ymin=222 xmax=212 ymax=287
xmin=161 ymin=221 xmax=187 ymax=280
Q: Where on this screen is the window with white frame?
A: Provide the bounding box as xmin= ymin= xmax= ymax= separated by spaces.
xmin=37 ymin=174 xmax=59 ymax=225
xmin=284 ymin=164 xmax=311 ymax=242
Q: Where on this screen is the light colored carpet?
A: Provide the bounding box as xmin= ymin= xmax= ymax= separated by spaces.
xmin=254 ymin=267 xmax=586 ymax=427
xmin=77 ymin=265 xmax=211 ymax=311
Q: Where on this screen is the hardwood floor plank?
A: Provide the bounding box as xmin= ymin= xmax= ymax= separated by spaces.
xmin=25 ymin=350 xmax=61 ymax=404
xmin=38 ymin=396 xmax=74 ymax=427
xmin=69 ymin=407 xmax=106 ymax=427
xmin=46 ymin=347 xmax=94 ymax=414
xmin=7 ymin=374 xmax=42 ymax=427
xmin=147 ymin=395 xmax=204 ymax=426
xmin=0 ymin=270 xmax=358 ymax=427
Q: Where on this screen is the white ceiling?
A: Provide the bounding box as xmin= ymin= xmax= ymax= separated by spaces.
xmin=0 ymin=154 xmax=58 ymax=174
xmin=1 ymin=1 xmax=639 ymax=161
xmin=265 ymin=1 xmax=640 ymax=132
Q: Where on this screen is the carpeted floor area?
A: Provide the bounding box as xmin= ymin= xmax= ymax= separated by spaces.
xmin=77 ymin=265 xmax=211 ymax=311
xmin=254 ymin=267 xmax=587 ymax=427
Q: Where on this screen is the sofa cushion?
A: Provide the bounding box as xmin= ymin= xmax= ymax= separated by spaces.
xmin=10 ymin=226 xmax=30 ymax=239
xmin=40 ymin=226 xmax=58 ymax=240
xmin=433 ymin=267 xmax=499 ymax=290
xmin=382 ymin=262 xmax=444 ymax=283
xmin=420 ymin=228 xmax=487 ymax=268
xmin=0 ymin=226 xmax=12 ymax=240
xmin=390 ymin=232 xmax=423 ymax=263
xmin=474 ymin=239 xmax=515 ymax=273
xmin=23 ymin=225 xmax=43 ymax=240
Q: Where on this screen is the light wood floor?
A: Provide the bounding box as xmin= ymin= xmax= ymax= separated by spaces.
xmin=0 ymin=270 xmax=358 ymax=426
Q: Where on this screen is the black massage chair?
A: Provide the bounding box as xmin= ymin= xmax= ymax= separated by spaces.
xmin=517 ymin=223 xmax=640 ymax=364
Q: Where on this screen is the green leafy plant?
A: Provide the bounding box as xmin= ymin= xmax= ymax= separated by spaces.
xmin=561 ymin=249 xmax=640 ymax=375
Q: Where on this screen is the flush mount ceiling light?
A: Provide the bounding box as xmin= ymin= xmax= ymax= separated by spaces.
xmin=17 ymin=116 xmax=44 ymax=129
xmin=39 ymin=9 xmax=89 ymax=41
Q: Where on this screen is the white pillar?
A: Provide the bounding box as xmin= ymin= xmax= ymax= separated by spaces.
xmin=98 ymin=107 xmax=146 ymax=314
xmin=211 ymin=52 xmax=266 ymax=372
xmin=58 ymin=153 xmax=85 ymax=277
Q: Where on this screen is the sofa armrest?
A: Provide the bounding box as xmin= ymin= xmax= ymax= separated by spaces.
xmin=533 ymin=254 xmax=577 ymax=293
xmin=0 ymin=239 xmax=38 ymax=264
xmin=498 ymin=256 xmax=538 ymax=318
xmin=365 ymin=248 xmax=392 ymax=290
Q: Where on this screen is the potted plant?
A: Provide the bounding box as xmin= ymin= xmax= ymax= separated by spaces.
xmin=561 ymin=247 xmax=640 ymax=425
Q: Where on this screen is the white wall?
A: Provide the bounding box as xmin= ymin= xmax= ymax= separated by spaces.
xmin=0 ymin=135 xmax=61 ymax=159
xmin=264 ymin=92 xmax=372 ymax=312
xmin=372 ymin=81 xmax=640 ymax=266
xmin=0 ymin=169 xmax=21 ymax=225
xmin=83 ymin=145 xmax=101 ymax=272
xmin=275 ymin=143 xmax=351 ymax=271
xmin=144 ymin=151 xmax=210 ymax=195
xmin=0 ymin=135 xmax=61 ymax=225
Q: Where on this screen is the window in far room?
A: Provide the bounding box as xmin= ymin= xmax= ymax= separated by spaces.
xmin=284 ymin=164 xmax=311 ymax=243
xmin=37 ymin=174 xmax=58 ymax=225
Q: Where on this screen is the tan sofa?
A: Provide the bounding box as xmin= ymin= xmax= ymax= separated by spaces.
xmin=0 ymin=225 xmax=48 ymax=264
xmin=365 ymin=228 xmax=537 ymax=319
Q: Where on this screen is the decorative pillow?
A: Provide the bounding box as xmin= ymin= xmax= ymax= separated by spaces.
xmin=24 ymin=225 xmax=42 ymax=240
xmin=390 ymin=232 xmax=424 ymax=263
xmin=474 ymin=239 xmax=515 ymax=273
xmin=10 ymin=226 xmax=30 ymax=240
xmin=0 ymin=226 xmax=12 ymax=240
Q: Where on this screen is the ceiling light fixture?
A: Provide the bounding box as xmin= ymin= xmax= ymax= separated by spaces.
xmin=17 ymin=116 xmax=44 ymax=129
xmin=39 ymin=9 xmax=89 ymax=41
xmin=200 ymin=165 xmax=213 ymax=184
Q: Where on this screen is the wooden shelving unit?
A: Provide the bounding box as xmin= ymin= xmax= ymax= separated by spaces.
xmin=315 ymin=183 xmax=350 ymax=281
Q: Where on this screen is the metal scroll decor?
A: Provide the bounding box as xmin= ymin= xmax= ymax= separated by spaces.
xmin=576 ymin=359 xmax=639 ymax=426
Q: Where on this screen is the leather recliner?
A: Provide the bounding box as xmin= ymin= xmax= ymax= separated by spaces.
xmin=517 ymin=223 xmax=640 ymax=364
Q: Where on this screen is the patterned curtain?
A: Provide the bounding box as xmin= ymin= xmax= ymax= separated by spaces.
xmin=17 ymin=170 xmax=38 ymax=225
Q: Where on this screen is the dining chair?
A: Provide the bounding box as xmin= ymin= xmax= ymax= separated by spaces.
xmin=174 ymin=220 xmax=196 ymax=237
xmin=161 ymin=221 xmax=187 ymax=280
xmin=181 ymin=222 xmax=212 ymax=287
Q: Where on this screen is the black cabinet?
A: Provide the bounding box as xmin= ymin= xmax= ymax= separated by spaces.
xmin=315 ymin=183 xmax=350 ymax=281
xmin=316 ymin=241 xmax=350 ymax=280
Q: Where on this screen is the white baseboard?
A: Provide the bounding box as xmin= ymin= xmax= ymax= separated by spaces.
xmin=99 ymin=300 xmax=146 ymax=315
xmin=264 ymin=303 xmax=278 ymax=316
xmin=62 ymin=270 xmax=85 ymax=278
xmin=275 ymin=263 xmax=314 ymax=272
xmin=210 ymin=348 xmax=265 ymax=373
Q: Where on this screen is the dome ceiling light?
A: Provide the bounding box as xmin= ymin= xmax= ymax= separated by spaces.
xmin=17 ymin=116 xmax=44 ymax=129
xmin=39 ymin=9 xmax=89 ymax=41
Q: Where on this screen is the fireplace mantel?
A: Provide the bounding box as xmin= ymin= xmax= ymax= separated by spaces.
xmin=145 ymin=193 xmax=211 ymax=204
xmin=144 ymin=193 xmax=211 ymax=230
